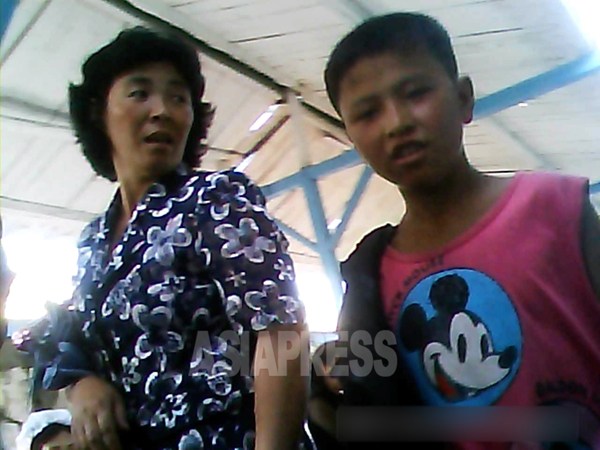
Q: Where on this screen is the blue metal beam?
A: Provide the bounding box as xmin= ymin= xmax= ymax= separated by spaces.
xmin=260 ymin=51 xmax=600 ymax=198
xmin=300 ymin=172 xmax=344 ymax=303
xmin=261 ymin=173 xmax=304 ymax=199
xmin=262 ymin=150 xmax=360 ymax=199
xmin=1 ymin=0 xmax=18 ymax=42
xmin=332 ymin=165 xmax=373 ymax=246
xmin=274 ymin=219 xmax=318 ymax=253
xmin=304 ymin=149 xmax=361 ymax=180
xmin=591 ymin=182 xmax=600 ymax=195
xmin=474 ymin=51 xmax=600 ymax=117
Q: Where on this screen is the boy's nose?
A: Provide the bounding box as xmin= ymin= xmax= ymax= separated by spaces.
xmin=384 ymin=100 xmax=416 ymax=137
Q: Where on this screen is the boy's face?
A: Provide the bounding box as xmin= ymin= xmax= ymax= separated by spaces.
xmin=338 ymin=50 xmax=474 ymax=191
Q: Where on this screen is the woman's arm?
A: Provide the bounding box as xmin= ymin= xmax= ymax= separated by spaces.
xmin=254 ymin=323 xmax=310 ymax=450
xmin=198 ymin=170 xmax=310 ymax=448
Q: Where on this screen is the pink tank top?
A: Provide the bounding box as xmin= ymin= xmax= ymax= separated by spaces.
xmin=380 ymin=172 xmax=600 ymax=448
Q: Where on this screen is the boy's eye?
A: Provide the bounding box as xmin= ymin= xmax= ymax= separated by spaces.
xmin=406 ymin=86 xmax=431 ymax=99
xmin=129 ymin=89 xmax=148 ymax=100
xmin=354 ymin=108 xmax=378 ymax=121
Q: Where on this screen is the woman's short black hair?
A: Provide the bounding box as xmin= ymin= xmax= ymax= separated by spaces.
xmin=69 ymin=26 xmax=213 ymax=181
xmin=325 ymin=13 xmax=458 ymax=115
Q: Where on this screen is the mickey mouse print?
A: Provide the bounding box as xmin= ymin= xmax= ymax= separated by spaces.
xmin=397 ymin=269 xmax=522 ymax=406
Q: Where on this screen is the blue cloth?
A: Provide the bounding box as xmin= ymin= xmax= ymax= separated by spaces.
xmin=25 ymin=168 xmax=306 ymax=449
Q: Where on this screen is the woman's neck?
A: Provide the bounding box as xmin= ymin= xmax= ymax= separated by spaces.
xmin=109 ymin=177 xmax=153 ymax=252
xmin=118 ymin=177 xmax=153 ymax=219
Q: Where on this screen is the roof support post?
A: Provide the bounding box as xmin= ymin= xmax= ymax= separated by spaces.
xmin=332 ymin=165 xmax=373 ymax=246
xmin=1 ymin=0 xmax=19 ymax=42
xmin=287 ymin=91 xmax=344 ymax=305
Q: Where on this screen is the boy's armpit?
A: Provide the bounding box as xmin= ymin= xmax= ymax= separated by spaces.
xmin=581 ymin=197 xmax=600 ymax=301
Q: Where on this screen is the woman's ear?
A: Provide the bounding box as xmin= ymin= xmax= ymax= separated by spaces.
xmin=457 ymin=76 xmax=475 ymax=124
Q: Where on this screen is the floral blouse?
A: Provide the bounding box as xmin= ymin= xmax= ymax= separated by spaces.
xmin=22 ymin=168 xmax=306 ymax=450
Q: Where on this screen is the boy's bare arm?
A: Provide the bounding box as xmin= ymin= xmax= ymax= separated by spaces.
xmin=581 ymin=197 xmax=600 ymax=301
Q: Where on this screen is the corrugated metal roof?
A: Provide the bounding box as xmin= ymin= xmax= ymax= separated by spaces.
xmin=1 ymin=0 xmax=599 ymax=270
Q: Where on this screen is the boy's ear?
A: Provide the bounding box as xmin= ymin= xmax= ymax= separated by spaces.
xmin=457 ymin=76 xmax=475 ymax=124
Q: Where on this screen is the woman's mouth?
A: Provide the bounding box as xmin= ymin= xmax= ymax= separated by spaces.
xmin=144 ymin=131 xmax=174 ymax=145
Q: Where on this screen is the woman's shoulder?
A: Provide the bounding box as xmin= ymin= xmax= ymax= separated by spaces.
xmin=77 ymin=215 xmax=103 ymax=248
xmin=187 ymin=168 xmax=256 ymax=186
xmin=187 ymin=169 xmax=266 ymax=206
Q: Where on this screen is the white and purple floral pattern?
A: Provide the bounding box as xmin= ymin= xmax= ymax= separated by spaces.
xmin=22 ymin=169 xmax=306 ymax=450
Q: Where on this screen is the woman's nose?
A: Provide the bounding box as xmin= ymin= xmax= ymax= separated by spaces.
xmin=149 ymin=95 xmax=170 ymax=120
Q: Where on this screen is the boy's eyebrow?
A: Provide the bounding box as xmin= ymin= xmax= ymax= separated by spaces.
xmin=349 ymin=74 xmax=431 ymax=109
xmin=350 ymin=94 xmax=379 ymax=109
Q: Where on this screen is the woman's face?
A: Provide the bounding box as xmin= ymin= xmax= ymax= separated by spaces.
xmin=104 ymin=61 xmax=194 ymax=183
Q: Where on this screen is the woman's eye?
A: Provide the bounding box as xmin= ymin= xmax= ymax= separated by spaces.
xmin=172 ymin=94 xmax=188 ymax=104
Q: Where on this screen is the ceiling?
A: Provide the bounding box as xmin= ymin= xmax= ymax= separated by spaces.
xmin=1 ymin=0 xmax=599 ymax=275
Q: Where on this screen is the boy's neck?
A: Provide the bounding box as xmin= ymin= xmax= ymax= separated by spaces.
xmin=401 ymin=164 xmax=486 ymax=224
xmin=392 ymin=164 xmax=512 ymax=254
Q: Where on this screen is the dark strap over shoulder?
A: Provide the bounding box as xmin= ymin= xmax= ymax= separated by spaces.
xmin=337 ymin=224 xmax=422 ymax=406
xmin=336 ymin=226 xmax=446 ymax=448
xmin=339 ymin=224 xmax=395 ymax=346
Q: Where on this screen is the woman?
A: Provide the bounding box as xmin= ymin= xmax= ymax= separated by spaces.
xmin=20 ymin=27 xmax=309 ymax=450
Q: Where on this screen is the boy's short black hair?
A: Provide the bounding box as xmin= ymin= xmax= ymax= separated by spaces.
xmin=69 ymin=26 xmax=213 ymax=181
xmin=324 ymin=13 xmax=458 ymax=114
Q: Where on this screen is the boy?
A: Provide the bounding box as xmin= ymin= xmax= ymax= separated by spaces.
xmin=325 ymin=12 xmax=600 ymax=448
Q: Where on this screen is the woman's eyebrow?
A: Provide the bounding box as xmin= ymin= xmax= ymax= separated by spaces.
xmin=167 ymin=79 xmax=188 ymax=89
xmin=125 ymin=75 xmax=152 ymax=86
xmin=125 ymin=75 xmax=188 ymax=90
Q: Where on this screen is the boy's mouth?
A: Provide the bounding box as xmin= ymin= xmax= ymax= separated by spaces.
xmin=390 ymin=141 xmax=426 ymax=163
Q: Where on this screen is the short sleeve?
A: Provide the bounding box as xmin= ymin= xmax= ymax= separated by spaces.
xmin=14 ymin=221 xmax=105 ymax=391
xmin=196 ymin=170 xmax=305 ymax=333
